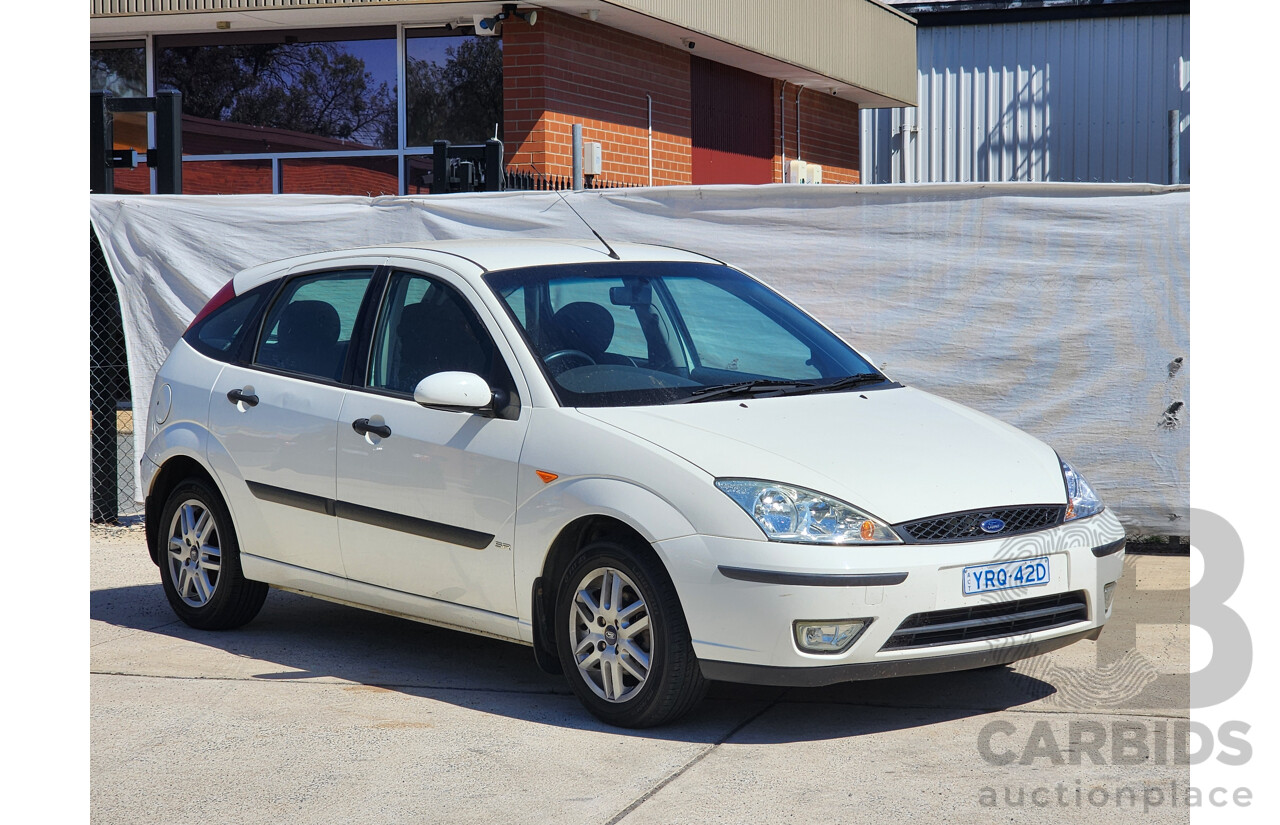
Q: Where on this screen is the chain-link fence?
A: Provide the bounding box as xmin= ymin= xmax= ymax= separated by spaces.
xmin=90 ymin=227 xmax=141 ymax=523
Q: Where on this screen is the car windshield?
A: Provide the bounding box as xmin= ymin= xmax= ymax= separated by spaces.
xmin=484 ymin=261 xmax=888 ymax=407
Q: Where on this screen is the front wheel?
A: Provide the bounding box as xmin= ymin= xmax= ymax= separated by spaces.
xmin=158 ymin=478 xmax=268 ymax=630
xmin=555 ymin=539 xmax=707 ymax=727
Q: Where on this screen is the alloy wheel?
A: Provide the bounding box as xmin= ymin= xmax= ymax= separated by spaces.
xmin=568 ymin=566 xmax=653 ymax=703
xmin=165 ymin=499 xmax=222 ymax=608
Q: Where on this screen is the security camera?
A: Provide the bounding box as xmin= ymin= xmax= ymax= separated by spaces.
xmin=682 ymin=38 xmax=695 ymax=49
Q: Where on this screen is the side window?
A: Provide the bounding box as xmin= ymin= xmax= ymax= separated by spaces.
xmin=255 ymin=269 xmax=374 ymax=382
xmin=368 ymin=271 xmax=503 ymax=394
xmin=189 ymin=290 xmax=263 ymax=360
xmin=498 ymin=285 xmax=527 ymax=327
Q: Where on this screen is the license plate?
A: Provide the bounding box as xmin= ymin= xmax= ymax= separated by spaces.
xmin=962 ymin=556 xmax=1051 ymax=595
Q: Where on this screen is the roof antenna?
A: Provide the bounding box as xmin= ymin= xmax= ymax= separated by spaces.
xmin=530 ymin=162 xmax=620 ymax=260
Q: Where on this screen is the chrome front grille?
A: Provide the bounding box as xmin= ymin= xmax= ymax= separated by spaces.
xmin=881 ymin=590 xmax=1089 ymax=650
xmin=894 ymin=505 xmax=1064 ymax=543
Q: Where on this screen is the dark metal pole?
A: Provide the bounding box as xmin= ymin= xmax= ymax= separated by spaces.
xmin=90 ymin=91 xmax=113 ymax=194
xmin=484 ymin=138 xmax=503 ymax=191
xmin=431 ymin=140 xmax=450 ymax=194
xmin=572 ymin=124 xmax=583 ymax=191
xmin=154 ymin=90 xmax=183 ymax=194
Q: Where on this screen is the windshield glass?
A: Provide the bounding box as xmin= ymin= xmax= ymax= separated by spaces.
xmin=484 ymin=261 xmax=886 ymax=407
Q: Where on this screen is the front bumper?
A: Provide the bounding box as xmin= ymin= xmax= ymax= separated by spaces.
xmin=701 ymin=627 xmax=1101 ymax=687
xmin=653 ymin=509 xmax=1126 ymax=683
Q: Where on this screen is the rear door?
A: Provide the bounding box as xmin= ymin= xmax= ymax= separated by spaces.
xmin=334 ymin=265 xmax=530 ymax=616
xmin=207 ymin=264 xmax=379 ymax=576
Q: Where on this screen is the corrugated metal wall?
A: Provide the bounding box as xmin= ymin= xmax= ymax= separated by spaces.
xmin=860 ymin=13 xmax=1190 ymax=184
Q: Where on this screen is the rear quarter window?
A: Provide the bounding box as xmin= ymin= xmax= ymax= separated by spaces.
xmin=185 ymin=289 xmax=266 ymax=361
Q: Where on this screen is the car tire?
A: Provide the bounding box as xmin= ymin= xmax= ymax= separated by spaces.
xmin=158 ymin=477 xmax=268 ymax=630
xmin=555 ymin=539 xmax=708 ymax=727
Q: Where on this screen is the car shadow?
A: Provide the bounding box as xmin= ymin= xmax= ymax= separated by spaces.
xmin=91 ymin=582 xmax=1060 ymax=744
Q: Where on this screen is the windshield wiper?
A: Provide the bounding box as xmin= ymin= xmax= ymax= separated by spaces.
xmin=672 ymin=379 xmax=817 ymax=404
xmin=793 ymin=373 xmax=890 ymax=395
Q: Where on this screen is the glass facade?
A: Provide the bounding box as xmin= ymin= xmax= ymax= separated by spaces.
xmin=91 ymin=41 xmax=146 ymax=98
xmin=406 ymin=29 xmax=503 ymax=147
xmin=156 ymin=27 xmax=398 ymax=152
xmin=92 ymin=26 xmax=503 ymax=195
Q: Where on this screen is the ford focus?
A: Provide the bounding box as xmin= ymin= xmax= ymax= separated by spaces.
xmin=142 ymin=239 xmax=1125 ymax=727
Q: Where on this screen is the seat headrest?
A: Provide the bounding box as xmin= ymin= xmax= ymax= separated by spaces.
xmin=554 ymin=302 xmax=614 ymax=354
xmin=278 ymin=300 xmax=340 ymax=344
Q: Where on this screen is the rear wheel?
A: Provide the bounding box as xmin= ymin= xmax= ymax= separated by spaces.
xmin=158 ymin=478 xmax=267 ymax=630
xmin=555 ymin=539 xmax=707 ymax=727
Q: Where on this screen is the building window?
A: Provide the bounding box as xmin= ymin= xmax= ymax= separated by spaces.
xmin=406 ymin=28 xmax=504 ymax=147
xmin=92 ymin=25 xmax=504 ymax=195
xmin=155 ymin=27 xmax=399 ymax=152
xmin=91 ymin=40 xmax=146 ymax=98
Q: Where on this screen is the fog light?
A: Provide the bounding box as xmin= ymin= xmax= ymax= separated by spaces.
xmin=793 ymin=619 xmax=871 ymax=654
xmin=1103 ymin=582 xmax=1117 ymax=612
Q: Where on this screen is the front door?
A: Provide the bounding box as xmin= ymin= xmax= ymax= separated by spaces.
xmin=335 ymin=267 xmax=529 ymax=616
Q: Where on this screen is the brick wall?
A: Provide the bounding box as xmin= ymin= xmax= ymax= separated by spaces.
xmin=183 ymin=160 xmax=272 ymax=195
xmin=279 ymin=157 xmax=399 ymax=195
xmin=773 ymin=81 xmax=861 ymax=184
xmin=111 ymin=14 xmax=862 ymax=194
xmin=503 ymin=8 xmax=691 ymax=185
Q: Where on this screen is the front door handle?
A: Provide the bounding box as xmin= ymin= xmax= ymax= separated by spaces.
xmin=227 ymin=388 xmax=259 ymax=407
xmin=352 ymin=418 xmax=392 ymax=439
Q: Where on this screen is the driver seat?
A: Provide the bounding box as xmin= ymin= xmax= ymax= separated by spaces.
xmin=552 ymin=302 xmax=632 ymax=365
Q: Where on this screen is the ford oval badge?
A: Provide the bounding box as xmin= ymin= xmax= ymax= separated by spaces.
xmin=980 ymin=518 xmax=1006 ymax=534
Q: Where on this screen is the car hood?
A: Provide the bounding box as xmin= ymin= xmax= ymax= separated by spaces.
xmin=577 ymin=386 xmax=1066 ymax=525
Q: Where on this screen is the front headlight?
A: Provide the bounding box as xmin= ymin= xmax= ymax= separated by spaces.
xmin=1060 ymin=458 xmax=1104 ymax=521
xmin=715 ymin=479 xmax=902 ymax=544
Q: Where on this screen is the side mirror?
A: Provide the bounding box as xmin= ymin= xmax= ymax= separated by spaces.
xmin=413 ymin=371 xmax=495 ymax=411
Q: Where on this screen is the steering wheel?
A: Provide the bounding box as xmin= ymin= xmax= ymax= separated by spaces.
xmin=544 ymin=349 xmax=597 ymax=375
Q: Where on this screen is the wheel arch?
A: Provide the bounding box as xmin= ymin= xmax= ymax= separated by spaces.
xmin=530 ymin=513 xmax=673 ymax=676
xmin=144 ymin=454 xmax=223 ymax=566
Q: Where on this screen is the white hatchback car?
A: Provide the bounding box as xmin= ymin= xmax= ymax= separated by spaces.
xmin=142 ymin=239 xmax=1126 ymax=727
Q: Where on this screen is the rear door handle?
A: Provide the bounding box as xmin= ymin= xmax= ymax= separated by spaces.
xmin=227 ymin=388 xmax=259 ymax=407
xmin=352 ymin=418 xmax=392 ymax=439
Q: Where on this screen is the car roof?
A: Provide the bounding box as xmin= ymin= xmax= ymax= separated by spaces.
xmin=232 ymin=239 xmax=723 ymax=295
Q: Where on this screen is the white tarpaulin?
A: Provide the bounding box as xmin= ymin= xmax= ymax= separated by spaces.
xmin=89 ymin=183 xmax=1189 ymax=534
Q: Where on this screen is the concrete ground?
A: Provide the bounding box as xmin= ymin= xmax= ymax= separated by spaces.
xmin=91 ymin=524 xmax=1190 ymax=824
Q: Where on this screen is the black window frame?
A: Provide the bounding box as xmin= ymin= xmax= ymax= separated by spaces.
xmin=182 ymin=280 xmax=275 ymax=363
xmin=356 ymin=267 xmax=522 ymax=419
xmin=188 ymin=263 xmax=524 ymax=420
